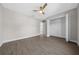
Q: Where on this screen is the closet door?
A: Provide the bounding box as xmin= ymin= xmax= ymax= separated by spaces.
xmin=50 ymin=17 xmax=66 ymax=38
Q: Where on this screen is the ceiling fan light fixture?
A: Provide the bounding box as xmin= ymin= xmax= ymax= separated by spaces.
xmin=39 ymin=10 xmax=43 ymax=14
xmin=33 ymin=3 xmax=47 ymax=15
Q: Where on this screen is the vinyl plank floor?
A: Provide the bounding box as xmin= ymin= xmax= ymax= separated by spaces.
xmin=0 ymin=35 xmax=79 ymax=55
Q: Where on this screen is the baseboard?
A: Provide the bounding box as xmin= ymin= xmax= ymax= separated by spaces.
xmin=69 ymin=39 xmax=78 ymax=45
xmin=0 ymin=34 xmax=40 ymax=47
xmin=50 ymin=35 xmax=65 ymax=39
xmin=77 ymin=38 xmax=79 ymax=46
xmin=0 ymin=42 xmax=3 ymax=47
xmin=78 ymin=42 xmax=79 ymax=46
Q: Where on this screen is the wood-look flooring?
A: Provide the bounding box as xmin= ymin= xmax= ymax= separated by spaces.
xmin=0 ymin=35 xmax=79 ymax=55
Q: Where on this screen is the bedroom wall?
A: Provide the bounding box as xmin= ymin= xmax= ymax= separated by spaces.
xmin=68 ymin=8 xmax=78 ymax=43
xmin=77 ymin=4 xmax=79 ymax=45
xmin=40 ymin=22 xmax=43 ymax=35
xmin=2 ymin=7 xmax=40 ymax=44
xmin=43 ymin=21 xmax=47 ymax=35
xmin=0 ymin=4 xmax=3 ymax=46
xmin=46 ymin=8 xmax=78 ymax=44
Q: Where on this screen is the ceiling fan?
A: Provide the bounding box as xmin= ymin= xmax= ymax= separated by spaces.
xmin=33 ymin=3 xmax=47 ymax=15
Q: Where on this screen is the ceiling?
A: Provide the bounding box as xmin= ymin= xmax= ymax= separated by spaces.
xmin=1 ymin=3 xmax=78 ymax=20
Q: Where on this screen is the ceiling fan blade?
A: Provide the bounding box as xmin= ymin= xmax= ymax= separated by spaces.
xmin=33 ymin=3 xmax=47 ymax=15
xmin=40 ymin=6 xmax=43 ymax=10
xmin=42 ymin=3 xmax=47 ymax=10
xmin=33 ymin=10 xmax=39 ymax=12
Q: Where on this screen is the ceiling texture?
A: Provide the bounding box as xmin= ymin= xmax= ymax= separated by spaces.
xmin=1 ymin=3 xmax=78 ymax=20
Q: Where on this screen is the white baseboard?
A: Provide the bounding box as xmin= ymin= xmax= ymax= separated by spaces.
xmin=50 ymin=35 xmax=65 ymax=38
xmin=0 ymin=34 xmax=40 ymax=47
xmin=0 ymin=42 xmax=3 ymax=47
xmin=77 ymin=41 xmax=79 ymax=46
xmin=69 ymin=39 xmax=78 ymax=44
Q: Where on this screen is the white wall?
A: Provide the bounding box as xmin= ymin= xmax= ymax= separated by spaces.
xmin=43 ymin=21 xmax=47 ymax=35
xmin=61 ymin=17 xmax=66 ymax=38
xmin=68 ymin=8 xmax=77 ymax=43
xmin=40 ymin=22 xmax=43 ymax=35
xmin=40 ymin=21 xmax=47 ymax=36
xmin=77 ymin=4 xmax=79 ymax=45
xmin=2 ymin=7 xmax=40 ymax=44
xmin=47 ymin=20 xmax=50 ymax=37
xmin=46 ymin=8 xmax=78 ymax=44
xmin=50 ymin=17 xmax=66 ymax=38
xmin=0 ymin=5 xmax=3 ymax=46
